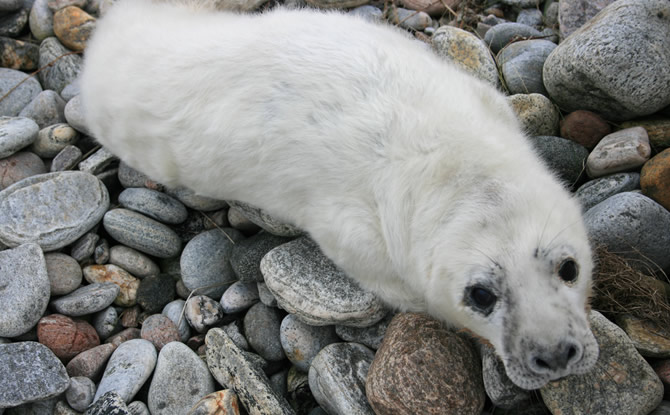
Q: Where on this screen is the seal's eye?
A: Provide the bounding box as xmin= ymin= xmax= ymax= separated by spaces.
xmin=468 ymin=286 xmax=497 ymax=315
xmin=558 ymin=259 xmax=578 ymax=283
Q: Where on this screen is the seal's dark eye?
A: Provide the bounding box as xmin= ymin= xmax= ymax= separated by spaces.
xmin=468 ymin=286 xmax=497 ymax=314
xmin=558 ymin=259 xmax=578 ymax=283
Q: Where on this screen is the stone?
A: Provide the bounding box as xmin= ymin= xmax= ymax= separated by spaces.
xmin=148 ymin=341 xmax=216 ymax=414
xmin=50 ymin=282 xmax=120 ymax=316
xmin=335 ymin=313 xmax=392 ymax=350
xmin=78 ymin=146 xmax=117 ymax=175
xmin=0 ymin=243 xmax=49 ymax=337
xmin=516 ymin=8 xmax=543 ymax=28
xmin=31 ymin=123 xmax=78 ymax=157
xmin=184 ymin=295 xmax=225 ymax=333
xmin=531 ymin=135 xmax=589 ymax=186
xmin=0 ymin=116 xmax=38 ymax=158
xmin=51 ymin=145 xmax=83 ymax=171
xmin=0 ymin=171 xmax=109 ymax=250
xmin=575 ymin=172 xmax=640 ymax=212
xmin=29 ymin=0 xmax=54 ymax=41
xmin=560 ymin=110 xmax=612 ymax=150
xmin=543 ymin=0 xmax=670 ymax=121
xmin=0 ymin=151 xmax=46 ymax=189
xmin=388 ymin=7 xmax=431 ymax=31
xmin=103 ymin=208 xmax=182 ymax=258
xmin=484 ymin=22 xmax=542 ymax=54
xmin=37 ymin=313 xmax=100 ymax=361
xmin=161 ymin=300 xmax=190 ymax=342
xmin=118 ymin=161 xmax=152 ymax=188
xmin=280 ymin=314 xmax=339 ymax=372
xmin=66 ymin=376 xmax=96 ymax=412
xmin=261 ymin=237 xmax=386 ymax=327
xmin=508 ymin=93 xmax=559 ymax=136
xmin=94 ymin=339 xmax=157 ymax=404
xmin=257 ymin=281 xmax=277 ymax=307
xmin=220 ymin=281 xmax=259 ymax=313
xmin=94 ymin=238 xmax=110 ymax=264
xmin=227 ymin=200 xmax=301 ymax=237
xmin=108 ymin=245 xmax=160 ymax=279
xmin=84 ymin=264 xmax=140 ymax=307
xmin=0 ymin=7 xmax=28 ymax=37
xmin=166 ymin=186 xmax=227 ymax=211
xmin=230 ymin=231 xmax=294 ymax=282
xmin=227 ymin=205 xmax=260 ymax=233
xmin=105 ymin=328 xmax=141 ymax=347
xmin=53 ymin=6 xmax=95 ymax=51
xmin=47 ymin=0 xmax=86 ymax=11
xmin=136 ymin=274 xmax=175 ymax=313
xmin=45 ymin=252 xmax=82 ymax=295
xmin=222 ymin=320 xmax=249 ymax=351
xmin=66 ymin=343 xmax=116 ymax=380
xmin=140 ymin=314 xmax=180 ymax=351
xmin=63 ymin=94 xmax=90 ymax=135
xmin=70 ymin=231 xmax=99 ymax=262
xmin=119 ymin=187 xmax=188 ymax=225
xmin=0 ymin=0 xmax=21 ymax=12
xmin=127 ymin=401 xmax=150 ymax=415
xmin=586 ymin=127 xmax=651 ymax=178
xmin=431 ymin=25 xmax=500 ymax=87
xmin=366 ymin=313 xmax=485 ymax=415
xmin=0 ymin=341 xmax=69 ymax=408
xmin=0 ymin=68 xmax=41 ymax=117
xmin=60 ymin=79 xmax=80 ymax=101
xmin=187 ymin=390 xmax=241 ymax=415
xmin=616 ymin=315 xmax=670 ymax=358
xmin=243 ymin=302 xmax=285 ymax=362
xmin=86 ymin=391 xmax=131 ymax=415
xmin=497 ymin=39 xmax=556 ymax=95
xmin=19 ymin=90 xmax=66 ymax=129
xmin=558 ymin=0 xmax=616 ymax=39
xmin=38 ymin=37 xmax=82 ymax=93
xmin=479 ymin=344 xmax=531 ymax=409
xmin=621 ymin=118 xmax=670 ymax=149
xmin=641 ymin=148 xmax=670 ymax=212
xmin=92 ymin=307 xmax=121 ymax=341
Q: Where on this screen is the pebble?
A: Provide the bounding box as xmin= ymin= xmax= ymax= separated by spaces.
xmin=479 ymin=344 xmax=530 ymax=409
xmin=223 ymin=320 xmax=249 ymax=351
xmin=56 ymin=399 xmax=81 ymax=414
xmin=45 ymin=252 xmax=82 ymax=295
xmin=105 ymin=327 xmax=141 ymax=347
xmin=431 ymin=25 xmax=500 ymax=87
xmin=508 ymin=93 xmax=559 ymax=136
xmin=280 ymin=314 xmax=339 ymax=372
xmin=227 ymin=205 xmax=261 ymax=233
xmin=38 ymin=36 xmax=83 ymax=93
xmin=230 ymin=231 xmax=294 ymax=282
xmin=47 ymin=0 xmax=86 ymax=11
xmin=29 ymin=0 xmax=54 ymax=41
xmin=94 ymin=339 xmax=157 ymax=404
xmin=87 ymin=391 xmax=132 ymax=415
xmin=53 ymin=5 xmax=95 ymax=51
xmin=94 ymin=237 xmax=110 ymax=264
xmin=227 ymin=200 xmax=302 ymax=237
xmin=244 ymin=302 xmax=285 ymax=362
xmin=60 ymin=79 xmax=80 ymax=101
xmin=108 ymin=245 xmax=160 ymax=279
xmin=136 ymin=274 xmax=175 ymax=313
xmin=161 ymin=299 xmax=190 ymax=342
xmin=117 ymin=161 xmax=152 ymax=188
xmin=398 ymin=0 xmax=454 ymax=15
xmin=50 ymin=282 xmax=120 ymax=316
xmin=66 ymin=376 xmax=96 ymax=412
xmin=187 ymin=390 xmax=241 ymax=415
xmin=70 ymin=231 xmax=99 ymax=262
xmin=184 ymin=295 xmax=225 ymax=333
xmin=166 ymin=186 xmax=228 ymax=211
xmin=31 ymin=123 xmax=78 ymax=157
xmin=103 ymin=208 xmax=182 ymax=258
xmin=180 ymin=228 xmax=243 ymax=298
xmin=586 ymin=127 xmax=651 ymax=178
xmin=19 ymin=90 xmax=66 ymax=129
xmin=261 ymin=237 xmax=387 ymax=327
xmin=0 ymin=7 xmax=28 ymax=37
xmin=388 ymin=7 xmax=431 ymax=31
xmin=616 ymin=315 xmax=670 ymax=358
xmin=63 ymin=94 xmax=90 ymax=135
xmin=0 ymin=68 xmax=42 ymax=117
xmin=0 ymin=116 xmax=39 ymax=158
xmin=205 ymin=328 xmax=295 ymax=415
xmin=0 ymin=0 xmax=21 ymax=12
xmin=128 ymin=401 xmax=151 ymax=415
xmin=0 ymin=243 xmax=50 ymax=338
xmin=148 ymin=341 xmax=216 ymax=414
xmin=541 ymin=311 xmax=663 ymax=415
xmin=349 ymin=5 xmax=383 ymax=21
xmin=220 ymin=281 xmax=259 ymax=313
xmin=0 ymin=171 xmax=109 ymax=250
xmin=50 ymin=144 xmax=83 ymax=171
xmin=37 ymin=313 xmax=100 ymax=361
xmin=308 ymin=342 xmax=375 ymax=415
xmin=557 ymin=0 xmax=616 ymax=39
xmin=78 ymin=146 xmax=117 ymax=175
xmin=544 ymin=0 xmax=670 ymax=121
xmin=0 ymin=150 xmax=47 ymax=189
xmin=366 ymin=313 xmax=485 ymax=415
xmin=516 ymin=8 xmax=543 ymax=28
xmin=335 ymin=313 xmax=392 ymax=350
xmin=65 ymin=343 xmax=116 ymax=380
xmin=92 ymin=307 xmax=121 ymax=340
xmin=120 ymin=305 xmax=142 ymax=328
xmin=140 ymin=314 xmax=180 ymax=351
xmin=531 ymin=135 xmax=589 ymax=186
xmin=118 ymin=187 xmax=188 ymax=225
xmin=257 ymin=281 xmax=278 ymax=307
xmin=84 ymin=264 xmax=140 ymax=307
xmin=484 ymin=22 xmax=542 ymax=54
xmin=497 ymin=39 xmax=556 ymax=95
xmin=0 ymin=341 xmax=69 ymax=408
xmin=560 ymin=110 xmax=612 ymax=150
xmin=622 ymin=118 xmax=670 ymax=149
xmin=576 ymin=172 xmax=640 ymax=212
xmin=641 ymin=148 xmax=670 ymax=212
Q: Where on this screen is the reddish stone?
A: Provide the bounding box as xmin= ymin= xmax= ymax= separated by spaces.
xmin=37 ymin=314 xmax=100 ymax=361
xmin=641 ymin=148 xmax=670 ymax=212
xmin=140 ymin=314 xmax=180 ymax=351
xmin=560 ymin=110 xmax=612 ymax=150
xmin=66 ymin=343 xmax=116 ymax=381
xmin=105 ymin=327 xmax=141 ymax=347
xmin=120 ymin=304 xmax=142 ymax=328
xmin=0 ymin=151 xmax=47 ymax=189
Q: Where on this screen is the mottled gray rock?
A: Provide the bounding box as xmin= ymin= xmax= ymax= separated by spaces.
xmin=500 ymin=0 xmax=539 ymax=7
xmin=497 ymin=39 xmax=556 ymax=95
xmin=70 ymin=232 xmax=99 ymax=262
xmin=38 ymin=37 xmax=82 ymax=93
xmin=161 ymin=299 xmax=190 ymax=342
xmin=92 ymin=306 xmax=121 ymax=340
xmin=66 ymin=376 xmax=96 ymax=412
xmin=308 ymin=343 xmax=375 ymax=415
xmin=388 ymin=7 xmax=431 ymax=31
xmin=184 ymin=295 xmax=225 ymax=333
xmin=0 ymin=171 xmax=109 ymax=251
xmin=29 ymin=0 xmax=54 ymax=41
xmin=166 ymin=186 xmax=227 ymax=211
xmin=576 ymin=172 xmax=640 ymax=211
xmin=223 ymin=320 xmax=249 ymax=351
xmin=257 ymin=281 xmax=278 ymax=307
xmin=0 ymin=151 xmax=46 ymax=190
xmin=50 ymin=144 xmax=82 ymax=171
xmin=0 ymin=7 xmax=28 ymax=37
xmin=0 ymin=116 xmax=39 ymax=158
xmin=60 ymin=79 xmax=80 ymax=101
xmin=0 ymin=243 xmax=49 ymax=337
xmin=103 ymin=209 xmax=182 ymax=258
xmin=335 ymin=313 xmax=392 ymax=350
xmin=18 ymin=90 xmax=66 ymax=129
xmin=50 ymin=282 xmax=120 ymax=317
xmin=586 ymin=127 xmax=651 ymax=178
xmin=0 ymin=341 xmax=69 ymax=407
xmin=516 ymin=8 xmax=543 ymax=28
xmin=508 ymin=93 xmax=559 ymax=136
xmin=0 ymin=0 xmax=22 ymax=12
xmin=127 ymin=401 xmax=150 ymax=415
xmin=227 ymin=205 xmax=261 ymax=232
xmin=261 ymin=237 xmax=386 ymax=327
xmin=227 ymin=200 xmax=302 ymax=237
xmin=108 ymin=245 xmax=160 ymax=279
xmin=63 ymin=94 xmax=90 ymax=135
xmin=230 ymin=231 xmax=294 ymax=282
xmin=148 ymin=342 xmax=215 ymax=415
xmin=94 ymin=339 xmax=157 ymax=404
xmin=584 ymin=192 xmax=670 ymax=270
xmin=558 ymin=0 xmax=616 ymax=39
xmin=280 ymin=314 xmax=339 ymax=372
xmin=484 ymin=22 xmax=542 ymax=54
xmin=45 ymin=252 xmax=82 ymax=296
xmin=0 ymin=68 xmax=42 ymax=117
xmin=244 ymin=302 xmax=285 ymax=362
xmin=531 ymin=135 xmax=589 ymax=186
xmin=480 ymin=344 xmax=531 ymax=409
xmin=117 ymin=161 xmax=151 ymax=189
xmin=86 ymin=391 xmax=131 ymax=415
xmin=31 ymin=123 xmax=78 ymax=157
xmin=78 ymin=146 xmax=117 ymax=175
xmin=220 ymin=281 xmax=259 ymax=313
xmin=118 ymin=188 xmax=188 ymax=225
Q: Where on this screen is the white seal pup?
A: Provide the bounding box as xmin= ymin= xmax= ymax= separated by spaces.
xmin=81 ymin=0 xmax=598 ymax=389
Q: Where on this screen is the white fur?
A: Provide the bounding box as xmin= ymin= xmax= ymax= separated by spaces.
xmin=81 ymin=0 xmax=598 ymax=389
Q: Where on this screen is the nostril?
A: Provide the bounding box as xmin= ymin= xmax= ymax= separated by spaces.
xmin=530 ymin=342 xmax=582 ymax=374
xmin=535 ymin=358 xmax=550 ymax=370
xmin=567 ymin=345 xmax=577 ymax=361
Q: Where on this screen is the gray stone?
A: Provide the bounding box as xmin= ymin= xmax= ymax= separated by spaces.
xmin=0 ymin=243 xmax=49 ymax=337
xmin=50 ymin=144 xmax=82 ymax=172
xmin=103 ymin=208 xmax=182 ymax=258
xmin=0 ymin=341 xmax=69 ymax=407
xmin=166 ymin=186 xmax=227 ymax=211
xmin=47 ymin=0 xmax=86 ymax=11
xmin=148 ymin=342 xmax=215 ymax=415
xmin=244 ymin=302 xmax=285 ymax=362
xmin=29 ymin=0 xmax=54 ymax=41
xmin=388 ymin=7 xmax=431 ymax=31
xmin=584 ymin=192 xmax=670 ymax=270
xmin=127 ymin=401 xmax=150 ymax=415
xmin=92 ymin=306 xmax=121 ymax=340
xmin=118 ymin=187 xmax=188 ymax=225
xmin=220 ymin=281 xmax=259 ymax=313
xmin=31 ymin=123 xmax=78 ymax=157
xmin=135 ymin=273 xmax=175 ymax=313
xmin=117 ymin=161 xmax=151 ymax=189
xmin=94 ymin=339 xmax=157 ymax=404
xmin=5 ymin=397 xmax=59 ymax=414
xmin=0 ymin=151 xmax=46 ymax=190
xmin=70 ymin=231 xmax=98 ymax=262
xmin=531 ymin=135 xmax=589 ymax=186
xmin=586 ymin=127 xmax=651 ymax=178
xmin=308 ymin=342 xmax=375 ymax=415
xmin=257 ymin=281 xmax=277 ymax=307
xmin=484 ymin=22 xmax=542 ymax=54
xmin=180 ymin=228 xmax=243 ymax=298
xmin=63 ymin=94 xmax=89 ymax=135
xmin=0 ymin=0 xmax=22 ymax=12
xmin=60 ymin=79 xmax=80 ymax=101
xmin=227 ymin=200 xmax=302 ymax=237
xmin=205 ymin=328 xmax=296 ymax=415
xmin=335 ymin=313 xmax=392 ymax=350
xmin=18 ymin=90 xmax=66 ymax=128
xmin=261 ymin=237 xmax=386 ymax=327
xmin=0 ymin=7 xmax=28 ymax=37
xmin=50 ymin=282 xmax=120 ymax=316
xmin=349 ymin=5 xmax=382 ymax=21
xmin=558 ymin=0 xmax=616 ymax=39
xmin=500 ymin=0 xmax=539 ymax=7
xmin=230 ymin=231 xmax=294 ymax=282
xmin=516 ymin=8 xmax=543 ymax=28
xmin=508 ymin=93 xmax=559 ymax=136
xmin=85 ymin=391 xmax=131 ymax=415
xmin=576 ymin=172 xmax=640 ymax=212
xmin=38 ymin=37 xmax=82 ymax=93
xmin=66 ymin=376 xmax=96 ymax=412
xmin=480 ymin=344 xmax=531 ymax=409
xmin=108 ymin=245 xmax=160 ymax=279
xmin=544 ymin=0 xmax=670 ymax=121
xmin=161 ymin=299 xmax=190 ymax=342
xmin=78 ymin=146 xmax=117 ymax=175
xmin=0 ymin=116 xmax=38 ymax=158
xmin=280 ymin=314 xmax=339 ymax=372
xmin=45 ymin=252 xmax=82 ymax=295
xmin=0 ymin=68 xmax=42 ymax=117
xmin=184 ymin=295 xmax=225 ymax=333
xmin=227 ymin=205 xmax=260 ymax=232
xmin=497 ymin=39 xmax=556 ymax=95
xmin=223 ymin=320 xmax=249 ymax=351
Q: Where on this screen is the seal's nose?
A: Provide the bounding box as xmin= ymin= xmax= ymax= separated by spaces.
xmin=529 ymin=341 xmax=582 ymax=374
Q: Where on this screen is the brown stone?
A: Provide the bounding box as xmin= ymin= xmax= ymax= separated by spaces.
xmin=366 ymin=313 xmax=485 ymax=415
xmin=83 ymin=264 xmax=140 ymax=307
xmin=105 ymin=327 xmax=141 ymax=347
xmin=616 ymin=315 xmax=670 ymax=358
xmin=560 ymin=109 xmax=612 ymax=150
xmin=0 ymin=36 xmax=39 ymax=71
xmin=0 ymin=151 xmax=47 ymax=190
xmin=37 ymin=314 xmax=100 ymax=361
xmin=66 ymin=343 xmax=116 ymax=380
xmin=140 ymin=314 xmax=180 ymax=351
xmin=53 ymin=6 xmax=95 ymax=52
xmin=641 ymin=148 xmax=670 ymax=212
xmin=621 ymin=118 xmax=670 ymax=149
xmin=120 ymin=304 xmax=142 ymax=328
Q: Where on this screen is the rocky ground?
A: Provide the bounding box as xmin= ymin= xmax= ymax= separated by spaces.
xmin=1 ymin=0 xmax=670 ymax=414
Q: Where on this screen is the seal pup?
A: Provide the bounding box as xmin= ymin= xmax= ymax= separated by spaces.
xmin=81 ymin=0 xmax=599 ymax=389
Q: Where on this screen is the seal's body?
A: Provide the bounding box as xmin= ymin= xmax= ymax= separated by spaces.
xmin=81 ymin=0 xmax=598 ymax=389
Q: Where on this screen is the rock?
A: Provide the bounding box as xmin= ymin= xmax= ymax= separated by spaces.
xmin=105 ymin=327 xmax=141 ymax=347
xmin=616 ymin=315 xmax=670 ymax=358
xmin=140 ymin=314 xmax=180 ymax=351
xmin=575 ymin=172 xmax=640 ymax=212
xmin=187 ymin=390 xmax=241 ymax=415
xmin=184 ymin=295 xmax=225 ymax=333
xmin=398 ymin=0 xmax=457 ymax=16
xmin=50 ymin=282 xmax=120 ymax=316
xmin=621 ymin=118 xmax=670 ymax=149
xmin=118 ymin=187 xmax=188 ymax=225
xmin=93 ymin=238 xmax=109 ymax=264
xmin=0 ymin=243 xmax=49 ymax=337
xmin=136 ymin=274 xmax=175 ymax=313
xmin=543 ymin=0 xmax=670 ymax=121
xmin=19 ymin=90 xmax=66 ymax=129
xmin=516 ymin=8 xmax=543 ymax=28
xmin=86 ymin=391 xmax=131 ymax=415
xmin=44 ymin=252 xmax=82 ymax=296
xmin=586 ymin=127 xmax=651 ymax=178
xmin=31 ymin=123 xmax=78 ymax=158
xmin=166 ymin=186 xmax=227 ymax=211
xmin=479 ymin=344 xmax=531 ymax=409
xmin=109 ymin=245 xmax=160 ymax=279
xmin=78 ymin=146 xmax=117 ymax=175
xmin=560 ymin=110 xmax=612 ymax=150
xmin=0 ymin=68 xmax=41 ymax=117
xmin=508 ymin=93 xmax=559 ymax=136
xmin=0 ymin=151 xmax=47 ymax=189
xmin=161 ymin=300 xmax=190 ymax=342
xmin=262 ymin=237 xmax=386 ymax=327
xmin=0 ymin=116 xmax=38 ymax=158
xmin=0 ymin=341 xmax=69 ymax=407
xmin=53 ymin=5 xmax=95 ymax=51
xmin=66 ymin=343 xmax=116 ymax=380
xmin=531 ymin=135 xmax=589 ymax=186
xmin=29 ymin=0 xmax=54 ymax=41
xmin=484 ymin=22 xmax=542 ymax=54
xmin=227 ymin=205 xmax=261 ymax=233
xmin=103 ymin=208 xmax=182 ymax=258
xmin=38 ymin=37 xmax=82 ymax=93
xmin=47 ymin=0 xmax=86 ymax=11
xmin=230 ymin=231 xmax=293 ymax=282
xmin=0 ymin=171 xmax=109 ymax=250
xmin=37 ymin=313 xmax=100 ymax=361
xmin=63 ymin=94 xmax=90 ymax=135
xmin=387 ymin=7 xmax=431 ymax=31
xmin=220 ymin=281 xmax=259 ymax=313
xmin=205 ymin=328 xmax=295 ymax=415
xmin=431 ymin=25 xmax=500 ymax=87
xmin=66 ymin=376 xmax=96 ymax=412
xmin=60 ymin=79 xmax=80 ymax=101
xmin=348 ymin=5 xmax=382 ymax=21
xmin=497 ymin=39 xmax=556 ymax=95
xmin=127 ymin=401 xmax=150 ymax=415
xmin=558 ymin=0 xmax=616 ymax=39
xmin=0 ymin=7 xmax=28 ymax=37
xmin=243 ymin=302 xmax=285 ymax=362
xmin=257 ymin=281 xmax=277 ymax=307
xmin=92 ymin=307 xmax=121 ymax=341
xmin=51 ymin=145 xmax=82 ymax=171
xmin=222 ymin=320 xmax=249 ymax=351
xmin=70 ymin=231 xmax=99 ymax=262
xmin=366 ymin=313 xmax=485 ymax=415
xmin=541 ymin=311 xmax=663 ymax=415
xmin=84 ymin=264 xmax=140 ymax=307
xmin=280 ymin=314 xmax=339 ymax=372
xmin=148 ymin=341 xmax=216 ymax=414
xmin=641 ymin=148 xmax=670 ymax=212
xmin=227 ymin=200 xmax=301 ymax=237
xmin=94 ymin=339 xmax=157 ymax=404
xmin=335 ymin=313 xmax=392 ymax=350
xmin=0 ymin=0 xmax=21 ymax=12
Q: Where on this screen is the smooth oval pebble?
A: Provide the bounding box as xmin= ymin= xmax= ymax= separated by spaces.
xmin=38 ymin=36 xmax=82 ymax=93
xmin=508 ymin=93 xmax=559 ymax=136
xmin=0 ymin=68 xmax=42 ymax=117
xmin=162 ymin=299 xmax=191 ymax=342
xmin=37 ymin=313 xmax=100 ymax=360
xmin=50 ymin=282 xmax=120 ymax=316
xmin=65 ymin=343 xmax=117 ymax=380
xmin=220 ymin=281 xmax=259 ymax=313
xmin=184 ymin=295 xmax=225 ymax=333
xmin=586 ymin=127 xmax=651 ymax=178
xmin=92 ymin=306 xmax=121 ymax=340
xmin=140 ymin=314 xmax=180 ymax=351
xmin=84 ymin=264 xmax=140 ymax=307
xmin=108 ymin=245 xmax=160 ymax=279
xmin=31 ymin=123 xmax=78 ymax=158
xmin=0 ymin=171 xmax=109 ymax=251
xmin=0 ymin=116 xmax=39 ymax=158
xmin=280 ymin=314 xmax=339 ymax=372
xmin=118 ymin=187 xmax=188 ymax=225
xmin=66 ymin=376 xmax=96 ymax=412
xmin=45 ymin=252 xmax=82 ymax=296
xmin=166 ymin=186 xmax=228 ymax=211
xmin=19 ymin=90 xmax=66 ymax=129
xmin=576 ymin=172 xmax=640 ymax=212
xmin=103 ymin=208 xmax=182 ymax=258
xmin=244 ymin=302 xmax=285 ymax=362
xmin=0 ymin=151 xmax=47 ymax=189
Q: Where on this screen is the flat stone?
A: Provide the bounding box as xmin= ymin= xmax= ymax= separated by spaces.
xmin=29 ymin=0 xmax=54 ymax=41
xmin=335 ymin=313 xmax=392 ymax=350
xmin=230 ymin=231 xmax=294 ymax=282
xmin=227 ymin=205 xmax=261 ymax=233
xmin=78 ymin=146 xmax=117 ymax=175
xmin=508 ymin=93 xmax=559 ymax=136
xmin=51 ymin=145 xmax=82 ymax=172
xmin=560 ymin=110 xmax=612 ymax=150
xmin=50 ymin=282 xmax=120 ymax=316
xmin=617 ymin=315 xmax=670 ymax=358
xmin=31 ymin=123 xmax=78 ymax=158
xmin=38 ymin=36 xmax=82 ymax=93
xmin=184 ymin=295 xmax=225 ymax=333
xmin=94 ymin=339 xmax=157 ymax=404
xmin=243 ymin=302 xmax=285 ymax=362
xmin=103 ymin=208 xmax=182 ymax=258
xmin=105 ymin=327 xmax=141 ymax=347
xmin=0 ymin=151 xmax=46 ymax=189
xmin=117 ymin=161 xmax=152 ymax=188
xmin=531 ymin=135 xmax=589 ymax=186
xmin=576 ymin=172 xmax=640 ymax=212
xmin=66 ymin=343 xmax=116 ymax=380
xmin=161 ymin=299 xmax=190 ymax=342
xmin=388 ymin=7 xmax=431 ymax=31
xmin=166 ymin=186 xmax=227 ymax=211
xmin=0 ymin=341 xmax=69 ymax=407
xmin=136 ymin=273 xmax=175 ymax=313
xmin=84 ymin=264 xmax=140 ymax=307
xmin=0 ymin=243 xmax=50 ymax=337
xmin=484 ymin=22 xmax=542 ymax=54
xmin=586 ymin=127 xmax=651 ymax=178
xmin=220 ymin=281 xmax=259 ymax=313
xmin=19 ymin=90 xmax=66 ymax=129
xmin=621 ymin=118 xmax=670 ymax=149
xmin=53 ymin=6 xmax=95 ymax=51
xmin=261 ymin=237 xmax=386 ymax=327
xmin=140 ymin=314 xmax=180 ymax=351
xmin=0 ymin=68 xmax=41 ymax=117
xmin=223 ymin=320 xmax=249 ymax=351
xmin=497 ymin=39 xmax=556 ymax=95
xmin=280 ymin=314 xmax=339 ymax=372
xmin=0 ymin=171 xmax=109 ymax=251
xmin=148 ymin=341 xmax=215 ymax=414
xmin=227 ymin=200 xmax=301 ymax=237
xmin=108 ymin=245 xmax=160 ymax=279
xmin=118 ymin=187 xmax=188 ymax=225
xmin=66 ymin=376 xmax=96 ymax=412
xmin=37 ymin=313 xmax=100 ymax=361
xmin=641 ymin=148 xmax=670 ymax=212
xmin=70 ymin=231 xmax=99 ymax=262
xmin=0 ymin=116 xmax=39 ymax=158
xmin=45 ymin=252 xmax=82 ymax=296
xmin=558 ymin=0 xmax=616 ymax=39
